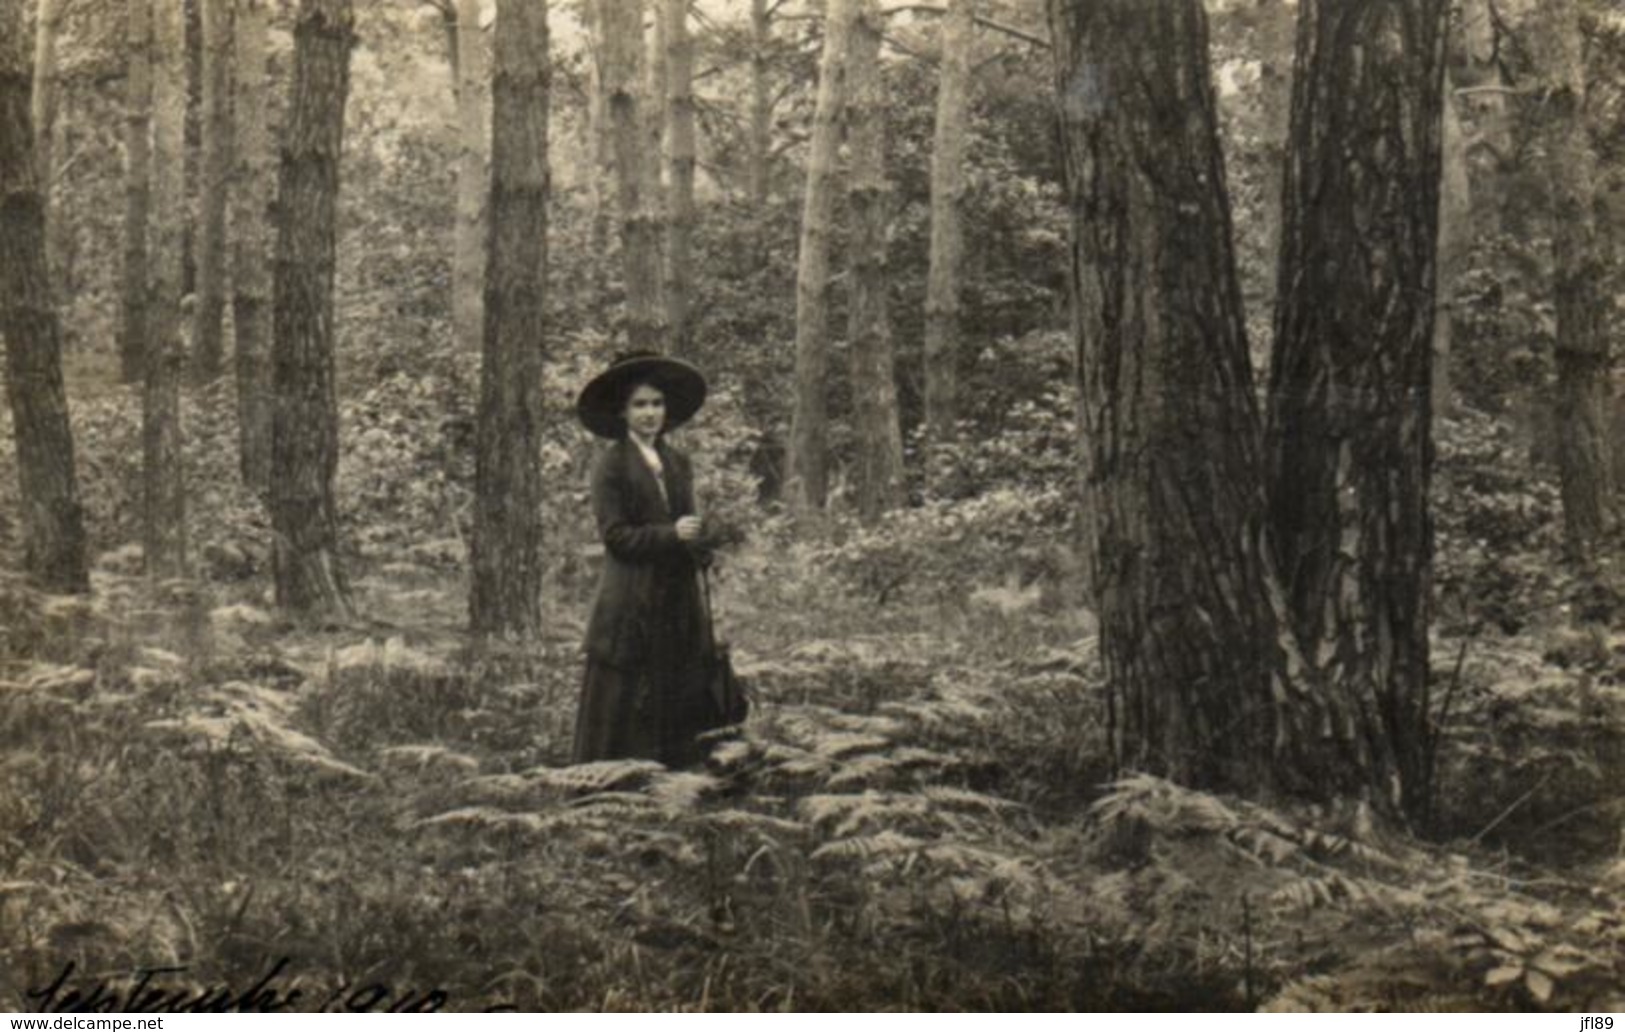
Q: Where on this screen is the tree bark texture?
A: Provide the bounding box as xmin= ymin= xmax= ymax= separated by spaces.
xmin=0 ymin=0 xmax=88 ymax=592
xmin=748 ymin=0 xmax=770 ymax=205
xmin=270 ymin=0 xmax=353 ymax=616
xmin=1528 ymin=0 xmax=1614 ymax=557
xmin=192 ymin=0 xmax=233 ymax=382
xmin=120 ymin=0 xmax=154 ymax=384
xmin=662 ymin=0 xmax=695 ymax=357
xmin=845 ymin=0 xmax=904 ymax=523
xmin=145 ymin=0 xmax=188 ymax=578
xmin=644 ymin=4 xmax=666 ymax=210
xmin=452 ymin=0 xmax=488 ymax=354
xmin=1048 ymin=0 xmax=1321 ymax=796
xmin=584 ymin=0 xmax=613 ymax=296
xmin=470 ymin=0 xmax=549 ymax=637
xmin=785 ymin=0 xmax=856 ymax=514
xmin=30 ymin=0 xmax=60 ymax=295
xmin=231 ymin=0 xmax=273 ymax=492
xmin=600 ymin=0 xmax=667 ymax=352
xmin=1433 ymin=75 xmax=1469 ymax=418
xmin=922 ymin=0 xmax=971 ymax=452
xmin=1267 ymin=0 xmax=1449 ymax=819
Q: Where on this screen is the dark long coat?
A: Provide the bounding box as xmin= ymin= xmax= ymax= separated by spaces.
xmin=572 ymin=436 xmax=715 ymax=766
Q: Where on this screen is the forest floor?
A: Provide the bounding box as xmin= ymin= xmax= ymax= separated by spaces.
xmin=0 ymin=368 xmax=1623 ymax=1012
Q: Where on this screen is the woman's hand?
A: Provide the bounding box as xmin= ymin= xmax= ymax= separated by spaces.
xmin=675 ymin=515 xmax=703 ymax=542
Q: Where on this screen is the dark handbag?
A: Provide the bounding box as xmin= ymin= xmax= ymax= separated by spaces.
xmin=699 ymin=568 xmax=750 ymax=725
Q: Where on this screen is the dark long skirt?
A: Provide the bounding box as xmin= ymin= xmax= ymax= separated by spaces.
xmin=571 ymin=655 xmax=716 ymax=768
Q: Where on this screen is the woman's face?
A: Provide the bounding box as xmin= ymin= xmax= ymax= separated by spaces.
xmin=622 ymin=382 xmax=666 ymax=439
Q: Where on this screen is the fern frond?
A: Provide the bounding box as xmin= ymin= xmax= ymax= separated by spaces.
xmin=811 ymin=829 xmax=929 ymax=862
xmin=527 ymin=759 xmax=665 ymax=794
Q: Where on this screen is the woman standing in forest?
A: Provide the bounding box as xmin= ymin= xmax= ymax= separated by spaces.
xmin=572 ymin=351 xmax=726 ymax=767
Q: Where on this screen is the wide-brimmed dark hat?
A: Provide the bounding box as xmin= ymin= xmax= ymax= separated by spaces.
xmin=575 ymin=351 xmax=708 ymax=439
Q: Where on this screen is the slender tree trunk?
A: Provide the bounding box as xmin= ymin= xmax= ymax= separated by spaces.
xmin=585 ymin=0 xmax=612 ymax=279
xmin=145 ymin=0 xmax=188 ymax=577
xmin=748 ymin=0 xmax=770 ymax=205
xmin=1048 ymin=0 xmax=1318 ymax=797
xmin=30 ymin=0 xmax=58 ymax=185
xmin=644 ymin=3 xmax=665 ymax=210
xmin=470 ymin=0 xmax=549 ymax=637
xmin=192 ymin=0 xmax=232 ymax=382
xmin=1434 ymin=74 xmax=1469 ymax=418
xmin=846 ymin=0 xmax=903 ymax=522
xmin=785 ymin=0 xmax=856 ymax=514
xmin=452 ymin=0 xmax=487 ymax=354
xmin=31 ymin=0 xmax=60 ymax=291
xmin=1267 ymin=0 xmax=1449 ymax=820
xmin=922 ymin=0 xmax=971 ymax=460
xmin=231 ymin=0 xmax=272 ymax=491
xmin=1528 ymin=0 xmax=1613 ymax=558
xmin=270 ymin=0 xmax=354 ymax=617
xmin=1251 ymin=0 xmax=1293 ymax=358
xmin=120 ymin=0 xmax=154 ymax=384
xmin=663 ymin=0 xmax=695 ymax=356
xmin=601 ymin=0 xmax=666 ymax=351
xmin=0 ymin=0 xmax=88 ymax=592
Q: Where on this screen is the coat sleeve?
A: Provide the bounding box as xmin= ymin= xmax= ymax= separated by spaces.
xmin=593 ymin=449 xmax=683 ymax=559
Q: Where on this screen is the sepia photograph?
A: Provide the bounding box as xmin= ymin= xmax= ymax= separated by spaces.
xmin=0 ymin=0 xmax=1622 ymax=1013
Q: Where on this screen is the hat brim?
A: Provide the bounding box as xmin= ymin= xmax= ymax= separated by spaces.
xmin=576 ymin=355 xmax=708 ymax=439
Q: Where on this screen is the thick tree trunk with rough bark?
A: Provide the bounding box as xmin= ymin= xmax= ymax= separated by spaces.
xmin=846 ymin=0 xmax=903 ymax=523
xmin=145 ymin=0 xmax=188 ymax=577
xmin=1528 ymin=0 xmax=1614 ymax=558
xmin=785 ymin=0 xmax=855 ymax=514
xmin=452 ymin=0 xmax=487 ymax=354
xmin=120 ymin=0 xmax=153 ymax=384
xmin=192 ymin=0 xmax=232 ymax=382
xmin=601 ymin=0 xmax=666 ymax=352
xmin=748 ymin=0 xmax=770 ymax=205
xmin=270 ymin=0 xmax=354 ymax=616
xmin=1267 ymin=0 xmax=1449 ymax=819
xmin=232 ymin=0 xmax=273 ymax=492
xmin=923 ymin=0 xmax=970 ymax=454
xmin=0 ymin=0 xmax=88 ymax=593
xmin=662 ymin=0 xmax=695 ymax=357
xmin=470 ymin=0 xmax=549 ymax=637
xmin=1048 ymin=0 xmax=1319 ymax=796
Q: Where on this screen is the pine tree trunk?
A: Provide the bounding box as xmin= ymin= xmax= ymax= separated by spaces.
xmin=785 ymin=0 xmax=856 ymax=514
xmin=922 ymin=0 xmax=970 ymax=456
xmin=1434 ymin=75 xmax=1469 ymax=419
xmin=270 ymin=0 xmax=353 ymax=616
xmin=231 ymin=0 xmax=272 ymax=492
xmin=145 ymin=0 xmax=188 ymax=578
xmin=192 ymin=0 xmax=232 ymax=382
xmin=470 ymin=0 xmax=549 ymax=638
xmin=748 ymin=0 xmax=770 ymax=205
xmin=845 ymin=0 xmax=903 ymax=523
xmin=1528 ymin=0 xmax=1613 ymax=558
xmin=1251 ymin=0 xmax=1293 ymax=355
xmin=601 ymin=0 xmax=666 ymax=352
xmin=0 ymin=0 xmax=88 ymax=593
xmin=31 ymin=0 xmax=60 ymax=291
xmin=120 ymin=0 xmax=153 ymax=384
xmin=662 ymin=0 xmax=694 ymax=357
xmin=1267 ymin=0 xmax=1449 ymax=819
xmin=644 ymin=6 xmax=665 ymax=205
xmin=452 ymin=0 xmax=487 ymax=354
xmin=585 ymin=0 xmax=612 ymax=279
xmin=1048 ymin=0 xmax=1319 ymax=797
